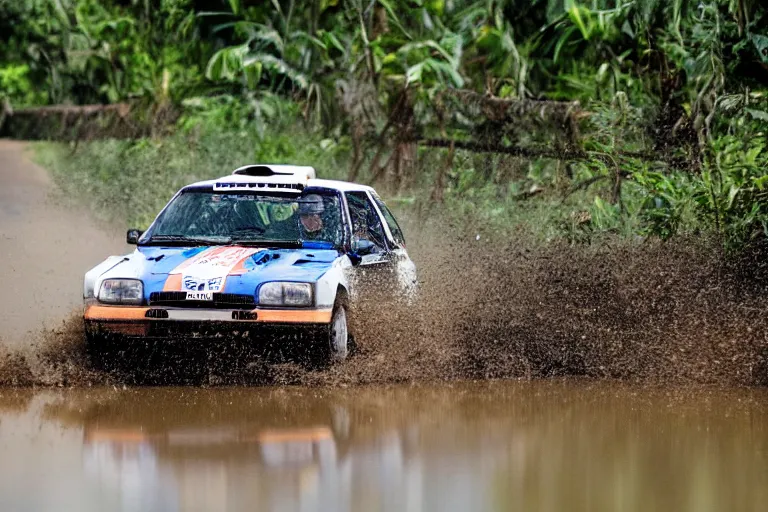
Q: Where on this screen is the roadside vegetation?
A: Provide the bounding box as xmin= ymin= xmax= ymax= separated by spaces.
xmin=3 ymin=0 xmax=768 ymax=253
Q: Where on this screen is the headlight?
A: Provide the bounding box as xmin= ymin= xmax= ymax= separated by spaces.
xmin=98 ymin=279 xmax=144 ymax=305
xmin=258 ymin=282 xmax=313 ymax=307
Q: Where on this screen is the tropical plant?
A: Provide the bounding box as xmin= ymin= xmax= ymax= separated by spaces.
xmin=3 ymin=0 xmax=768 ymax=251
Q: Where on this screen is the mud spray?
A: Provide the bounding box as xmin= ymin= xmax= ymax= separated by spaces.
xmin=2 ymin=217 xmax=768 ymax=387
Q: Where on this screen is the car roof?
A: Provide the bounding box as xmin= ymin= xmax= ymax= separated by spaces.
xmin=307 ymin=178 xmax=375 ymax=193
xmin=184 ymin=165 xmax=376 ymax=194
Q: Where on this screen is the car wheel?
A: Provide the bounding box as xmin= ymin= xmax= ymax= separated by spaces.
xmin=327 ymin=303 xmax=349 ymax=362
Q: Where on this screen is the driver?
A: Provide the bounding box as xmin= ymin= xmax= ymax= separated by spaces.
xmin=298 ymin=194 xmax=328 ymax=241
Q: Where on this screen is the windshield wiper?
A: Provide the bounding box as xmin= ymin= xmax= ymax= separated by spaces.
xmin=141 ymin=234 xmax=227 ymax=246
xmin=229 ymin=238 xmax=303 ymax=249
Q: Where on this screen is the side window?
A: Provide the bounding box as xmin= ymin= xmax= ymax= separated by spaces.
xmin=372 ymin=194 xmax=405 ymax=247
xmin=345 ymin=192 xmax=388 ymax=251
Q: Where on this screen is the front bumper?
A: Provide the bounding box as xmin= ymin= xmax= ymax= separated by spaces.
xmin=84 ymin=304 xmax=332 ymax=338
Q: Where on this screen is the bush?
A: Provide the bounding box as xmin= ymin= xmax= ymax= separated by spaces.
xmin=0 ymin=64 xmax=47 ymax=106
xmin=35 ymin=115 xmax=350 ymax=229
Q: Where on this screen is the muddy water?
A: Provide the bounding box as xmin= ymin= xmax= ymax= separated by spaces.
xmin=0 ymin=381 xmax=766 ymax=512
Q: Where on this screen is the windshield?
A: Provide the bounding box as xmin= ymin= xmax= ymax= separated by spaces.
xmin=143 ymin=189 xmax=343 ymax=248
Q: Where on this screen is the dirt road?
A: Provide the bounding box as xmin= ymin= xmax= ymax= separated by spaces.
xmin=0 ymin=140 xmax=126 ymax=347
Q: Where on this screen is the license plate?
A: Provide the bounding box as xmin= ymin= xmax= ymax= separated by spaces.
xmin=186 ymin=291 xmax=213 ymax=301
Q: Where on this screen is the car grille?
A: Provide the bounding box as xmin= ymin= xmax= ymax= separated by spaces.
xmin=148 ymin=291 xmax=256 ymax=309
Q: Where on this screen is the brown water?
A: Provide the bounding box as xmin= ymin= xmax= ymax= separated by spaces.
xmin=1 ymin=381 xmax=767 ymax=512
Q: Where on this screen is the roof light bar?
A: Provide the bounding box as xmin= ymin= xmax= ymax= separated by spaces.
xmin=213 ymin=182 xmax=305 ymax=192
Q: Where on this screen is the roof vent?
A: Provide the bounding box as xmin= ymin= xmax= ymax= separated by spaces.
xmin=232 ymin=164 xmax=316 ymax=180
xmin=233 ymin=165 xmax=286 ymax=177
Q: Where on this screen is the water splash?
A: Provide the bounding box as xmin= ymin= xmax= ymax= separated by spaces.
xmin=2 ymin=226 xmax=768 ymax=387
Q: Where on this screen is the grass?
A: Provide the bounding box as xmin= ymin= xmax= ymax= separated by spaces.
xmin=34 ymin=124 xmax=351 ymax=229
xmin=35 ymin=133 xmax=623 ymax=248
xmin=31 ymin=111 xmax=703 ymax=248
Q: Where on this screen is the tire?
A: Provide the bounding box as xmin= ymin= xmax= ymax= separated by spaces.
xmin=327 ymin=303 xmax=349 ymax=362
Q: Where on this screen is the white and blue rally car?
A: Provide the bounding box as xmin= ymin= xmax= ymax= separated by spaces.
xmin=83 ymin=164 xmax=416 ymax=363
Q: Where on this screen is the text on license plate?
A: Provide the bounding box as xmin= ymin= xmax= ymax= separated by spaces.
xmin=186 ymin=291 xmax=213 ymax=301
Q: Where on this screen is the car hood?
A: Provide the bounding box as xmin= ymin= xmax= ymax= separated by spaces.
xmin=105 ymin=246 xmax=341 ymax=299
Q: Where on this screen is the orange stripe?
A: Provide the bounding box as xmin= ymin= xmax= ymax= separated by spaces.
xmin=84 ymin=305 xmax=332 ymax=323
xmin=229 ymin=248 xmax=263 ymax=275
xmin=85 ymin=305 xmax=149 ymax=320
xmin=171 ymin=246 xmax=220 ymax=272
xmin=255 ymin=309 xmax=332 ymax=323
xmin=163 ymin=274 xmax=183 ymax=291
xmin=162 ymin=247 xmax=262 ymax=290
xmin=161 ymin=247 xmax=217 ymax=290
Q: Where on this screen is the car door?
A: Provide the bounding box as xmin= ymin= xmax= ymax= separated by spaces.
xmin=344 ymin=190 xmax=395 ymax=301
xmin=345 ymin=191 xmax=392 ymax=267
xmin=344 ymin=191 xmax=417 ymax=302
xmin=369 ymin=192 xmax=418 ymax=299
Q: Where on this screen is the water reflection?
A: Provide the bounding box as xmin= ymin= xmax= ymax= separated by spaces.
xmin=0 ymin=381 xmax=767 ymax=511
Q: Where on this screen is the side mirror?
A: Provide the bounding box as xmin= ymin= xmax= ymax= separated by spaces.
xmin=349 ymin=238 xmax=375 ymax=266
xmin=353 ymin=238 xmax=375 ymax=255
xmin=126 ymin=229 xmax=144 ymax=245
xmin=348 ymin=252 xmax=363 ymax=266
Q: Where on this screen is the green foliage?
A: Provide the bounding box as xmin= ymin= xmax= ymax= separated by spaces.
xmin=0 ymin=0 xmax=203 ymax=104
xmin=697 ymin=133 xmax=768 ymax=250
xmin=633 ymin=171 xmax=695 ymax=240
xmin=0 ymin=64 xmax=47 ymax=105
xmin=4 ymin=0 xmax=768 ymax=254
xmin=35 ymin=121 xmax=350 ymax=229
xmin=179 ymin=91 xmax=300 ymax=137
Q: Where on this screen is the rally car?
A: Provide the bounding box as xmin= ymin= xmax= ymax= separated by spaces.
xmin=83 ymin=164 xmax=416 ymax=364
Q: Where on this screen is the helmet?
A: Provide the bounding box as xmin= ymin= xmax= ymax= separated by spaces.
xmin=298 ymin=194 xmax=325 ymax=215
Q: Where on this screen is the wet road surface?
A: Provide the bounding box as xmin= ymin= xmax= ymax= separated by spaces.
xmin=1 ymin=381 xmax=767 ymax=512
xmin=0 ymin=140 xmax=126 ymax=346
